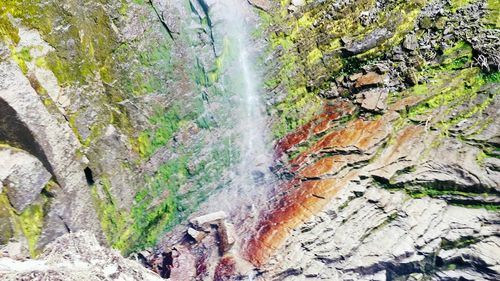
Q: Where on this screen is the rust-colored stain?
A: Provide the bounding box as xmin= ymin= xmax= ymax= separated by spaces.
xmin=244 ymin=177 xmax=349 ymax=266
xmin=383 ymin=126 xmax=422 ymax=164
xmin=298 ymin=155 xmax=344 ymax=178
xmin=244 ymin=103 xmax=398 ymax=267
xmin=275 ymin=101 xmax=355 ymax=158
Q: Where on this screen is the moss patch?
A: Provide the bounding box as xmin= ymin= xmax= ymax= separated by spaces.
xmin=0 ymin=192 xmax=46 ymax=257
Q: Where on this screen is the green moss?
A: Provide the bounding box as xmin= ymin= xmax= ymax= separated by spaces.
xmin=90 ymin=177 xmax=132 ymax=251
xmin=307 ymin=48 xmax=323 ymax=65
xmin=137 ymin=105 xmax=183 ymax=158
xmin=439 ymin=41 xmax=473 ymax=70
xmin=0 ymin=192 xmax=45 ymax=257
xmin=407 ymin=68 xmax=482 ymax=119
xmin=483 ymin=0 xmax=500 ymax=28
xmin=449 ymin=0 xmax=475 ymax=13
xmin=18 ymin=203 xmax=44 ymax=256
xmin=0 ymin=14 xmax=19 ymax=44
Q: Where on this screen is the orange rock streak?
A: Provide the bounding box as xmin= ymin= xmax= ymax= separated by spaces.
xmin=244 ymin=104 xmax=396 ymax=266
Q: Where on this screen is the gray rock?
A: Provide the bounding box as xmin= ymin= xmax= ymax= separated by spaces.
xmin=403 ymin=34 xmax=418 ymax=51
xmin=0 ymin=147 xmax=51 ymax=212
xmin=355 ymin=88 xmax=389 ymax=112
xmin=344 ymin=28 xmax=392 ymax=54
xmin=189 ymin=211 xmax=227 ymax=229
xmin=0 ymin=59 xmax=102 ymax=244
xmin=291 ymin=0 xmax=305 ymax=7
xmin=187 ymin=227 xmax=207 ymax=242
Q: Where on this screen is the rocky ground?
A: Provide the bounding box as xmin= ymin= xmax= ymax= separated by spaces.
xmin=0 ymin=231 xmax=163 ymax=280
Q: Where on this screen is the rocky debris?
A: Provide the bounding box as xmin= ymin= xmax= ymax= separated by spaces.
xmin=355 ymin=88 xmax=388 ymax=112
xmin=144 ymin=210 xmax=249 ymax=280
xmin=0 ymin=231 xmax=163 ymax=281
xmin=0 ymin=147 xmax=51 ymax=212
xmin=188 ymin=211 xmax=235 ymax=255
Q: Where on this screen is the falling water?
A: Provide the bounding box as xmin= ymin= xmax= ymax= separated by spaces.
xmin=202 ymin=0 xmax=275 ymax=222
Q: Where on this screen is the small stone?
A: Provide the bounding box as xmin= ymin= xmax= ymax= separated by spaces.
xmin=344 ymin=28 xmax=392 ymax=54
xmin=403 ymin=34 xmax=418 ymax=51
xmin=420 ymin=16 xmax=433 ymax=29
xmin=357 ymin=88 xmax=388 ymax=112
xmin=354 ymin=72 xmax=385 ymax=88
xmin=287 ymin=5 xmax=298 ymax=13
xmin=187 ymin=227 xmax=207 ymax=242
xmin=404 ymin=68 xmax=419 ymax=86
xmin=320 ymin=85 xmax=339 ymax=99
xmin=189 ymin=211 xmax=227 ymax=229
xmin=435 ymin=17 xmax=448 ymax=30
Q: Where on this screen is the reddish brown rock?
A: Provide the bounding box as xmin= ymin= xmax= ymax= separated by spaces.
xmin=276 ymin=101 xmax=355 ymax=157
xmin=354 ymin=72 xmax=385 ymax=88
xmin=214 ymin=256 xmax=237 ymax=281
xmin=169 ymin=246 xmax=196 ymax=280
xmin=244 ymin=111 xmax=397 ymax=266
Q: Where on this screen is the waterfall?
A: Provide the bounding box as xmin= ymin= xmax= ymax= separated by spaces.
xmin=202 ymin=0 xmax=275 ymax=222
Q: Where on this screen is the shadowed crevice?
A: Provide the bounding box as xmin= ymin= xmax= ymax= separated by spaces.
xmin=0 ymin=97 xmax=55 ymax=177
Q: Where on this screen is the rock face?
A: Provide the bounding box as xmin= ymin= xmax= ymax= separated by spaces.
xmin=0 ymin=231 xmax=163 ymax=281
xmin=0 ymin=0 xmax=499 ymax=280
xmin=0 ymin=147 xmax=51 ymax=212
xmin=241 ymin=0 xmax=500 ymax=280
xmin=257 ymin=186 xmax=500 ymax=280
xmin=0 ymin=0 xmax=265 ymax=255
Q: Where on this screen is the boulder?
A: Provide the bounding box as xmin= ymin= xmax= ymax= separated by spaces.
xmin=355 ymin=88 xmax=389 ymax=112
xmin=216 ymin=221 xmax=235 ymax=255
xmin=344 ymin=28 xmax=392 ymax=54
xmin=189 ymin=211 xmax=227 ymax=230
xmin=187 ymin=227 xmax=207 ymax=242
xmin=0 ymin=147 xmax=51 ymax=212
